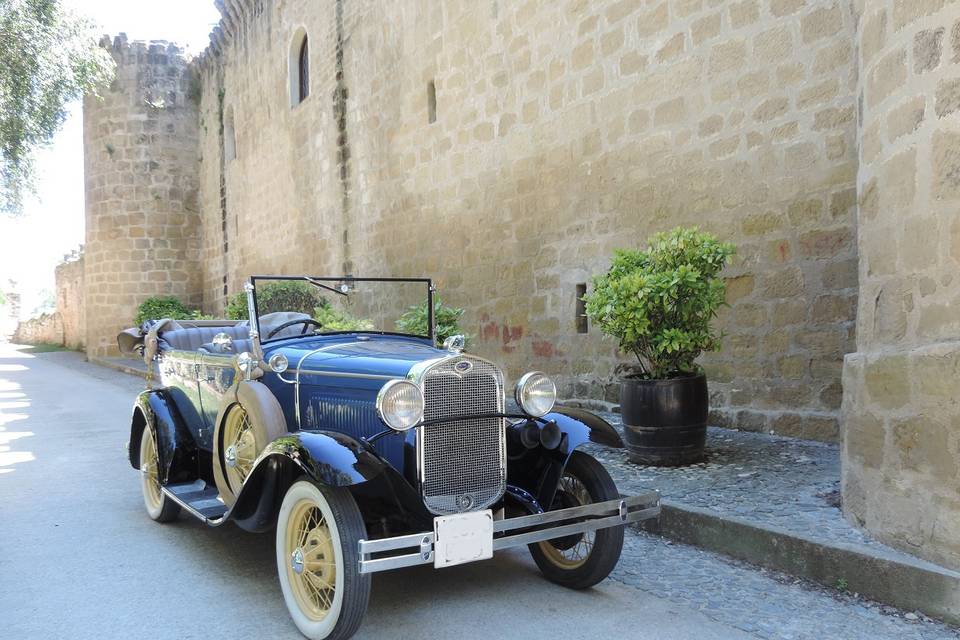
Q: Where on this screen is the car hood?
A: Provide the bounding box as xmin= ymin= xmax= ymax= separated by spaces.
xmin=269 ymin=335 xmax=447 ymax=380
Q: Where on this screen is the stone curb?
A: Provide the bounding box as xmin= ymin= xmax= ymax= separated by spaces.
xmin=87 ymin=356 xmax=148 ymax=379
xmin=635 ymin=500 xmax=960 ymax=627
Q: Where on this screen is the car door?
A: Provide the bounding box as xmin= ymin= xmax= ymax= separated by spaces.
xmin=158 ymin=350 xmax=205 ymax=442
xmin=197 ymin=351 xmax=237 ymax=450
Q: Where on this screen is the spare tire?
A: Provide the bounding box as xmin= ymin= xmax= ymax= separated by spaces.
xmin=213 ymin=380 xmax=288 ymax=507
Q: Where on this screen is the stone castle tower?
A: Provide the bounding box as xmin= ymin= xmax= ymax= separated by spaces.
xmin=82 ymin=35 xmax=202 ymax=356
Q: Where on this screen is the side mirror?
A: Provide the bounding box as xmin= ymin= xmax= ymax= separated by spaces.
xmin=213 ymin=332 xmax=234 ymax=352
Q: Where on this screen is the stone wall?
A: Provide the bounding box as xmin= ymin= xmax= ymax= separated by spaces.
xmin=11 ymin=252 xmax=85 ymax=349
xmin=842 ymin=0 xmax=960 ymax=571
xmin=12 ymin=313 xmax=63 ymax=346
xmin=82 ymin=36 xmax=202 ymax=357
xmin=55 ymin=253 xmax=85 ymax=350
xmin=193 ymin=0 xmax=861 ymax=441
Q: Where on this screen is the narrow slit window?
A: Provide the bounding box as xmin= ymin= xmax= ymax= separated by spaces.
xmin=575 ymin=283 xmax=588 ymax=333
xmin=224 ymin=107 xmax=237 ymax=162
xmin=298 ymin=36 xmax=310 ymax=103
xmin=427 ymin=80 xmax=437 ymax=124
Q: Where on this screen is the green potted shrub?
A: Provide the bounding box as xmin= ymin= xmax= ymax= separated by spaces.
xmin=584 ymin=227 xmax=735 ymax=466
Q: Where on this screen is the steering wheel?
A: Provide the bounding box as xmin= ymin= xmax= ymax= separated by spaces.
xmin=266 ymin=318 xmax=324 ymax=339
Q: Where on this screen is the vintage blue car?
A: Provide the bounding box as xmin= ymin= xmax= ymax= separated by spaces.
xmin=120 ymin=276 xmax=660 ymax=640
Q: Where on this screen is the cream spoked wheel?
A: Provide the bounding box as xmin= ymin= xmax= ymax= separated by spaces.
xmin=529 ymin=451 xmax=625 ymax=589
xmin=222 ymin=405 xmax=258 ymax=492
xmin=286 ymin=498 xmax=338 ymax=619
xmin=537 ymin=474 xmax=596 ymax=569
xmin=276 ymin=480 xmax=370 ymax=640
xmin=139 ymin=425 xmax=180 ymax=522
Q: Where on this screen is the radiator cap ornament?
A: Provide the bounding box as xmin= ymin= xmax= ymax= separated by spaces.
xmin=443 ymin=334 xmax=466 ymax=354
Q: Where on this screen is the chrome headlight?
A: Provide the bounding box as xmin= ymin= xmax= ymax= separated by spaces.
xmin=268 ymin=353 xmax=288 ymax=373
xmin=515 ymin=371 xmax=556 ymax=417
xmin=376 ymin=380 xmax=424 ymax=432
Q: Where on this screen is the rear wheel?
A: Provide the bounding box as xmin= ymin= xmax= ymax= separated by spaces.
xmin=528 ymin=451 xmax=624 ymax=589
xmin=276 ymin=479 xmax=370 ymax=640
xmin=139 ymin=426 xmax=180 ymax=522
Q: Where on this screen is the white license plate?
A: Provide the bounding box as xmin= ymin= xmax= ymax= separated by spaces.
xmin=433 ymin=509 xmax=494 ymax=569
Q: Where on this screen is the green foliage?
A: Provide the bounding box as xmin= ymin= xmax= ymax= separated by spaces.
xmin=835 ymin=577 xmax=848 ymax=591
xmin=225 ymin=281 xmax=327 ymax=320
xmin=584 ymin=227 xmax=736 ymax=379
xmin=313 ymin=305 xmax=374 ymax=332
xmin=135 ymin=296 xmax=206 ymax=326
xmin=224 ymin=293 xmax=247 ymax=320
xmin=224 ymin=292 xmax=247 ymax=320
xmin=23 ymin=342 xmax=67 ymax=352
xmin=0 ymin=0 xmax=115 ymax=215
xmin=396 ymin=296 xmax=468 ymax=344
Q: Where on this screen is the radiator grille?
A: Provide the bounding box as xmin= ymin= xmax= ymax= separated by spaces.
xmin=419 ymin=356 xmax=505 ymax=514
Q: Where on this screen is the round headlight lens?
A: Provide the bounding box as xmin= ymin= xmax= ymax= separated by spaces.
xmin=376 ymin=380 xmax=424 ymax=432
xmin=268 ymin=353 xmax=288 ymax=373
xmin=515 ymin=371 xmax=557 ymax=417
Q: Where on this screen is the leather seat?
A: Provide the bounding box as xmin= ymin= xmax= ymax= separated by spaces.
xmin=199 ymin=338 xmax=254 ymax=354
xmin=157 ymin=312 xmax=313 ymax=353
xmin=159 ymin=324 xmax=250 ymax=352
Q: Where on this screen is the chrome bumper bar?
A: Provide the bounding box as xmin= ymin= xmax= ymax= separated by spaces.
xmin=357 ymin=490 xmax=661 ymax=575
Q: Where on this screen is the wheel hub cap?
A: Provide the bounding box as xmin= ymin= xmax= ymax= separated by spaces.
xmin=225 ymin=445 xmax=237 ymax=468
xmin=291 ymin=547 xmax=305 ymax=574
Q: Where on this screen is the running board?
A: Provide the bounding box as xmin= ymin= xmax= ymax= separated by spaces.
xmin=357 ymin=490 xmax=661 ymax=574
xmin=162 ymin=480 xmax=228 ymax=523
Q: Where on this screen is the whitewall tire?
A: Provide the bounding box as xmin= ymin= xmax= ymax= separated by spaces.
xmin=276 ymin=479 xmax=370 ymax=640
xmin=139 ymin=425 xmax=180 ymax=522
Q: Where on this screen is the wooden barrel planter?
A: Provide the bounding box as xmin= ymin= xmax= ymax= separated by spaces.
xmin=620 ymin=373 xmax=708 ymax=466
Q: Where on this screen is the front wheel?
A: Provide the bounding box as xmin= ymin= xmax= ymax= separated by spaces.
xmin=276 ymin=479 xmax=370 ymax=640
xmin=139 ymin=425 xmax=180 ymax=522
xmin=528 ymin=451 xmax=625 ymax=589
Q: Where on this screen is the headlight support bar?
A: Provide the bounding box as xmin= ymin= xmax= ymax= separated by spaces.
xmin=363 ymin=412 xmax=553 ymax=445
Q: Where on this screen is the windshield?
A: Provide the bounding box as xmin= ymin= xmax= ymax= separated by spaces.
xmin=250 ymin=276 xmax=433 ymax=343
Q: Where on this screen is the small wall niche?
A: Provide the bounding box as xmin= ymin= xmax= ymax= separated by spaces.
xmin=427 ymin=80 xmax=437 ymax=124
xmin=575 ymin=283 xmax=588 ymax=333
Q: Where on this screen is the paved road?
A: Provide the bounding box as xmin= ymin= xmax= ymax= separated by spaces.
xmin=0 ymin=344 xmax=751 ymax=640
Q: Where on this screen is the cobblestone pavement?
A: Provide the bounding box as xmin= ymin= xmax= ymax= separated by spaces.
xmin=586 ymin=412 xmax=884 ymax=549
xmin=614 ymin=530 xmax=960 ymax=639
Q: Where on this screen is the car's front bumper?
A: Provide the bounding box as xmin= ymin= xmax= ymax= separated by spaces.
xmin=357 ymin=490 xmax=661 ymax=574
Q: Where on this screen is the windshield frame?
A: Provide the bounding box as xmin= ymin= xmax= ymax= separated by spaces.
xmin=248 ymin=275 xmax=435 ymax=345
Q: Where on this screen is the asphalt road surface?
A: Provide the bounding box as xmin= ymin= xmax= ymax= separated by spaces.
xmin=0 ymin=343 xmax=753 ymax=639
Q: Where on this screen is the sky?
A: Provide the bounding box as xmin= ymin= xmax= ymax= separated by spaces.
xmin=0 ymin=0 xmax=220 ymax=318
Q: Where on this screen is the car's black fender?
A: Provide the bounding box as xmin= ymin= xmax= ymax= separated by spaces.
xmin=228 ymin=430 xmax=390 ymax=532
xmin=506 ymin=406 xmax=624 ymax=511
xmin=127 ymin=388 xmax=198 ymax=485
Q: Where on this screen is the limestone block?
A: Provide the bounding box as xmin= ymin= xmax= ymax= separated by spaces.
xmin=914 ymin=27 xmax=945 ymax=73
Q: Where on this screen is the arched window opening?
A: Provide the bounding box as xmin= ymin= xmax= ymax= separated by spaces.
xmin=289 ymin=29 xmax=310 ymax=107
xmin=298 ymin=36 xmax=310 ymax=103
